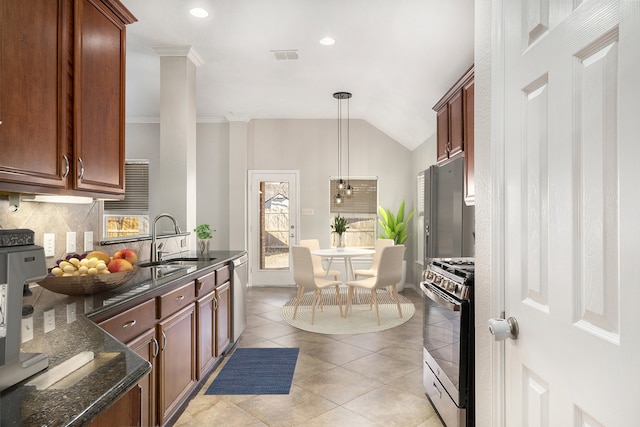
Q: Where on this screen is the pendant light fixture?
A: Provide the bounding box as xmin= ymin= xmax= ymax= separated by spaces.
xmin=333 ymin=91 xmax=352 ymax=204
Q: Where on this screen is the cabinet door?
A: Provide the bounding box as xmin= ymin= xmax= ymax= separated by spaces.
xmin=215 ymin=282 xmax=231 ymax=357
xmin=157 ymin=303 xmax=196 ymax=425
xmin=196 ymin=292 xmax=216 ymax=379
xmin=88 ymin=385 xmax=142 ymax=427
xmin=448 ymin=89 xmax=464 ymax=158
xmin=127 ymin=328 xmax=158 ymax=427
xmin=436 ymin=106 xmax=450 ymax=163
xmin=73 ymin=0 xmax=126 ymax=195
xmin=0 ymin=0 xmax=70 ymax=190
xmin=463 ymin=79 xmax=475 ymax=205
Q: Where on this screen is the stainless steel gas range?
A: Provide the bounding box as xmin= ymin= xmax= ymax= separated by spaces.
xmin=420 ymin=258 xmax=475 ymax=427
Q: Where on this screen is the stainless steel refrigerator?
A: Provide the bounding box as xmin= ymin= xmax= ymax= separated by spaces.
xmin=423 ymin=156 xmax=475 ymax=264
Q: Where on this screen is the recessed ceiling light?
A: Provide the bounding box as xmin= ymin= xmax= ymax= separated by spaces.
xmin=319 ymin=37 xmax=335 ymax=46
xmin=189 ymin=8 xmax=209 ymax=18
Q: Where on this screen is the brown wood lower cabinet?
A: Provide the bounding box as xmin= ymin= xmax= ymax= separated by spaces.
xmin=197 ymin=291 xmax=217 ymax=379
xmin=127 ymin=328 xmax=158 ymax=427
xmin=196 ymin=272 xmax=231 ymax=379
xmin=92 ymin=263 xmax=235 ymax=426
xmin=89 ymin=385 xmax=142 ymax=427
xmin=157 ymin=303 xmax=197 ymax=425
xmin=215 ymin=281 xmax=231 ymax=357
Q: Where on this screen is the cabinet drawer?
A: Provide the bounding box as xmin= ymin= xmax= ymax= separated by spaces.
xmin=216 ymin=266 xmax=230 ymax=286
xmin=158 ymin=282 xmax=195 ymax=319
xmin=99 ymin=298 xmax=156 ymax=343
xmin=195 ymin=271 xmax=215 ymax=297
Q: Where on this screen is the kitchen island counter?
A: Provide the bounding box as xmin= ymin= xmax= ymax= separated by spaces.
xmin=1 ymin=250 xmax=244 ymax=426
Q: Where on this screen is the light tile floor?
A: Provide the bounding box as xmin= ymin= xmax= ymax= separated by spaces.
xmin=175 ymin=286 xmax=444 ymax=427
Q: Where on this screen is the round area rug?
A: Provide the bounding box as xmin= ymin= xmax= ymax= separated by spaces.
xmin=281 ymin=289 xmax=415 ymax=334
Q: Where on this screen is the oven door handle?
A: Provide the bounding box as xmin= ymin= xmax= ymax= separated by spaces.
xmin=420 ymin=283 xmax=461 ymax=312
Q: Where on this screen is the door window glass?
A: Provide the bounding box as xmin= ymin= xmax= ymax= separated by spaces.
xmin=260 ymin=181 xmax=290 ymax=270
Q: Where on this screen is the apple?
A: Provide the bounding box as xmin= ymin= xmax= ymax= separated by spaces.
xmin=86 ymin=250 xmax=111 ymax=265
xmin=107 ymin=258 xmax=133 ymax=273
xmin=112 ymin=249 xmax=138 ymax=265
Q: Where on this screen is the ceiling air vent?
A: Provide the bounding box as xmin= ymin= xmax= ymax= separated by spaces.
xmin=271 ymin=50 xmax=299 ymax=60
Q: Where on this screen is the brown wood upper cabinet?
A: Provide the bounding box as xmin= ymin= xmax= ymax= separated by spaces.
xmin=433 ymin=65 xmax=475 ymax=204
xmin=433 ymin=65 xmax=474 ymax=165
xmin=0 ymin=0 xmax=136 ymax=198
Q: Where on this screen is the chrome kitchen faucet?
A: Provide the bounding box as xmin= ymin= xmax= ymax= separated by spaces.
xmin=150 ymin=213 xmax=182 ymax=263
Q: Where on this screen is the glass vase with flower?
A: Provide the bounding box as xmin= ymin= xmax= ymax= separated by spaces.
xmin=330 ymin=214 xmax=349 ymax=250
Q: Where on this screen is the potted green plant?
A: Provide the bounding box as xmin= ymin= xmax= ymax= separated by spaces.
xmin=377 ymin=200 xmax=415 ymax=245
xmin=194 ymin=224 xmax=215 ymax=254
xmin=378 ymin=200 xmax=415 ymax=291
xmin=330 ymin=214 xmax=349 ymax=249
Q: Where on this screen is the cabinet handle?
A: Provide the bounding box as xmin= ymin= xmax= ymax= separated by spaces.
xmin=62 ymin=155 xmax=70 ymax=178
xmin=161 ymin=330 xmax=167 ymax=351
xmin=122 ymin=319 xmax=136 ymax=329
xmin=78 ymin=157 xmax=85 ymax=179
xmin=446 ymin=141 xmax=452 ymax=153
xmin=152 ymin=337 xmax=159 ymax=358
xmin=213 ymin=294 xmax=219 ymax=311
xmin=196 ymin=280 xmax=203 ymax=291
xmin=176 ymin=295 xmax=185 ymax=301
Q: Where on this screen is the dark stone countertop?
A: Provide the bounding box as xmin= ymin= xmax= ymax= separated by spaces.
xmin=0 ymin=250 xmax=244 ymax=427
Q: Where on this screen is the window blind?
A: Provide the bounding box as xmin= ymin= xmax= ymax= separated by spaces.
xmin=104 ymin=161 xmax=149 ymax=213
xmin=330 ymin=178 xmax=378 ymax=214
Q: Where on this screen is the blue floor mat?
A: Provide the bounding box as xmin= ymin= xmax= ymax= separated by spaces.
xmin=205 ymin=348 xmax=299 ymax=395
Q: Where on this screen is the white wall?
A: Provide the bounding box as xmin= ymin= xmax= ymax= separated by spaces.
xmin=196 ymin=123 xmax=230 ymax=250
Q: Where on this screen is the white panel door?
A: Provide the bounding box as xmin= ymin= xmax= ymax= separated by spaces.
xmin=501 ymin=0 xmax=640 ymax=425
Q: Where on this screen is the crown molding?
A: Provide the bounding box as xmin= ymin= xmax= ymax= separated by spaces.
xmin=152 ymin=45 xmax=204 ymax=67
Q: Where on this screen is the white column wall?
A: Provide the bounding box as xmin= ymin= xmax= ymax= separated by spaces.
xmin=228 ymin=120 xmax=248 ymax=250
xmin=154 ymin=46 xmax=201 ymax=249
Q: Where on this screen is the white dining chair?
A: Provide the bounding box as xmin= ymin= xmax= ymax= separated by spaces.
xmin=353 ymin=238 xmax=395 ymax=279
xmin=345 ymin=245 xmax=405 ymax=325
xmin=299 ymin=239 xmax=341 ymax=280
xmin=291 ymin=246 xmax=343 ymax=324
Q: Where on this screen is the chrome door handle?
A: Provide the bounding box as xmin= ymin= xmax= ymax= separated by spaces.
xmin=488 ymin=316 xmax=519 ymax=340
xmin=62 ymin=155 xmax=70 ymax=178
xmin=78 ymin=157 xmax=85 ymax=179
xmin=152 ymin=337 xmax=159 ymax=358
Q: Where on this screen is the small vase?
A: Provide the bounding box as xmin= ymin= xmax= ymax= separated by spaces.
xmin=335 ymin=233 xmax=345 ymax=250
xmin=197 ymin=238 xmax=210 ymax=255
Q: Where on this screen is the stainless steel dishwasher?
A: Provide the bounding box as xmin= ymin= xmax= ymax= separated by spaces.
xmin=231 ymin=254 xmax=248 ymax=342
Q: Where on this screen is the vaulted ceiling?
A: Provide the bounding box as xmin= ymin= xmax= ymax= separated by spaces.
xmin=122 ymin=0 xmax=474 ymax=151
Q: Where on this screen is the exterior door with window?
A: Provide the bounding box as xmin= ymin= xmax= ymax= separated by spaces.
xmin=249 ymin=171 xmax=299 ymax=286
xmin=496 ymin=1 xmax=640 ymax=425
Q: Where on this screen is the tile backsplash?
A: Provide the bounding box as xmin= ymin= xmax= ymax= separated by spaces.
xmin=0 ymin=199 xmax=185 ymax=268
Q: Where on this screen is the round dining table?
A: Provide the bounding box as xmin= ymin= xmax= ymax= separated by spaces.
xmin=310 ymin=247 xmax=375 ymax=282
